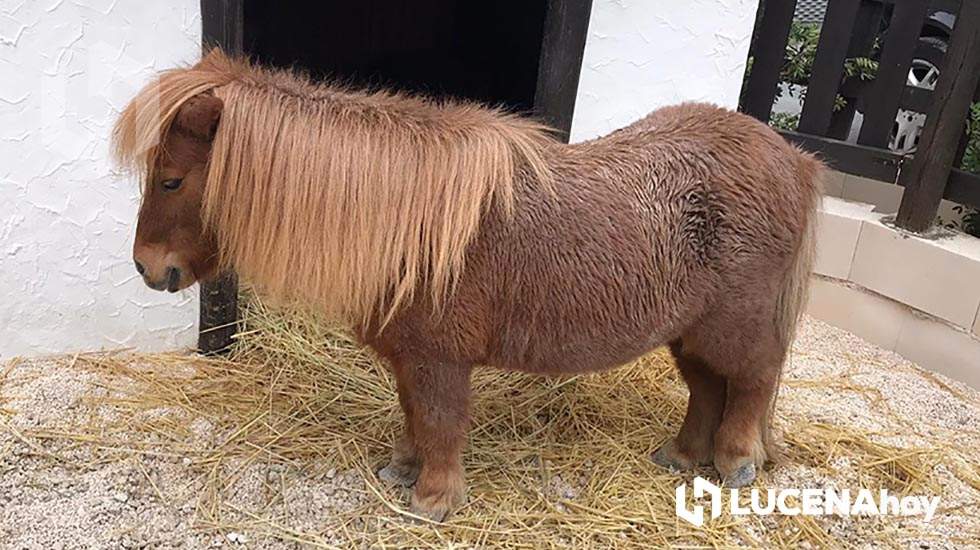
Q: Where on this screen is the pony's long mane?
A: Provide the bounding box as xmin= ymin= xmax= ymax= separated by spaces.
xmin=114 ymin=49 xmax=555 ymax=326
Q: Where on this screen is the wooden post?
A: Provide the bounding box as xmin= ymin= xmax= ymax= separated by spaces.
xmin=856 ymin=0 xmax=930 ymax=148
xmin=826 ymin=1 xmax=884 ymax=140
xmin=199 ymin=272 xmax=239 ymax=354
xmin=797 ymin=0 xmax=860 ymax=136
xmin=201 ymin=0 xmax=243 ymax=54
xmin=740 ymin=0 xmax=798 ymax=123
xmin=534 ymin=0 xmax=593 ymax=141
xmin=895 ymin=2 xmax=980 ymax=232
xmin=198 ymin=0 xmax=244 ymax=354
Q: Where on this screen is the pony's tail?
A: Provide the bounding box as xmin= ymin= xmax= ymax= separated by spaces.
xmin=775 ymin=153 xmax=822 ymax=353
xmin=764 ymin=151 xmax=824 ymax=455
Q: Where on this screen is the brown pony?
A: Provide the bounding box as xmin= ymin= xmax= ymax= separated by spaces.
xmin=114 ymin=50 xmax=821 ymax=521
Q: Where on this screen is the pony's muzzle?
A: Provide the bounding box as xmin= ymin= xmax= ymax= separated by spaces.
xmin=139 ymin=266 xmax=181 ymax=292
xmin=134 ymin=245 xmax=186 ymax=292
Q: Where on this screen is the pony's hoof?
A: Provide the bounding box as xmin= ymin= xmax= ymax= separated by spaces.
xmin=410 ymin=486 xmax=465 ymax=523
xmin=722 ymin=462 xmax=756 ymax=488
xmin=651 ymin=440 xmax=697 ymax=471
xmin=409 ymin=500 xmax=450 ymax=523
xmin=377 ymin=462 xmax=420 ymax=488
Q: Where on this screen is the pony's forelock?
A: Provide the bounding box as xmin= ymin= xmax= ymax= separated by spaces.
xmin=118 ymin=49 xmax=555 ymax=328
xmin=112 ymin=52 xmax=237 ymax=186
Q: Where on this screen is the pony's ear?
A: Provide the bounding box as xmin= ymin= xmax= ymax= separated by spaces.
xmin=174 ymin=93 xmax=223 ymax=141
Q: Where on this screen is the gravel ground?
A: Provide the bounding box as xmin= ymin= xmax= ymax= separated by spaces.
xmin=1 ymin=316 xmax=978 ymax=548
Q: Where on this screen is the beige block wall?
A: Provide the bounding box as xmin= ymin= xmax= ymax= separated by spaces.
xmin=808 ymin=195 xmax=980 ymax=389
xmin=848 ymin=222 xmax=980 ymax=328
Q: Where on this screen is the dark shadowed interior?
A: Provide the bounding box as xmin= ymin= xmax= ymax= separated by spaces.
xmin=243 ymin=0 xmax=548 ymax=112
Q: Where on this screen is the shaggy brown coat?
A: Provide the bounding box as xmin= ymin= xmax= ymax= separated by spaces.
xmin=115 ymin=50 xmax=822 ymax=522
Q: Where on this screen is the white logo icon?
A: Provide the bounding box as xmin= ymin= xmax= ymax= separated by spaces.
xmin=675 ymin=476 xmax=722 ymax=527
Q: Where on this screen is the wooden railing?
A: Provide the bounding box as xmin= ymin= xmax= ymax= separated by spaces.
xmin=740 ymin=0 xmax=980 ymax=232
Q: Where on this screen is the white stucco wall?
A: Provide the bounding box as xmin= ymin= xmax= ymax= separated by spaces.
xmin=1 ymin=2 xmax=759 ymax=359
xmin=570 ymin=0 xmax=760 ymax=142
xmin=0 ymin=1 xmax=202 ymax=360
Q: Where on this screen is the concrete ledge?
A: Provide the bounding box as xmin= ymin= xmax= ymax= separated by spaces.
xmin=808 ymin=196 xmax=980 ymax=388
xmin=824 ymin=170 xmax=967 ymax=225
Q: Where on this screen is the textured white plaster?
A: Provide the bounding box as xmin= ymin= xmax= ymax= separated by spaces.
xmin=0 ymin=1 xmax=202 ymax=359
xmin=570 ymin=0 xmax=760 ymax=142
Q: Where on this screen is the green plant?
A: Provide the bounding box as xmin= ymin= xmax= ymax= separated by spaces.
xmin=952 ymin=206 xmax=980 ymax=236
xmin=961 ymin=103 xmax=980 ymax=175
xmin=951 ymin=103 xmax=980 ymax=237
xmin=769 ymin=112 xmax=800 ymax=132
xmin=774 ymin=23 xmax=879 ymax=113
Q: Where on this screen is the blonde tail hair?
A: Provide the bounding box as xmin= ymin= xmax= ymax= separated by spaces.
xmin=765 ymin=151 xmax=823 ymax=455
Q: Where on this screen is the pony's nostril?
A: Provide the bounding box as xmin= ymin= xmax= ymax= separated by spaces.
xmin=165 ymin=266 xmax=182 ymax=292
xmin=134 ymin=260 xmax=145 ymax=275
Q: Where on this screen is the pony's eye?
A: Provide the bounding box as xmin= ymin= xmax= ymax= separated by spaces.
xmin=161 ymin=178 xmax=183 ymax=192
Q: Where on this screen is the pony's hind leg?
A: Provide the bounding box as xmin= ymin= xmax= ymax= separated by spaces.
xmin=378 ymin=361 xmax=422 ymax=488
xmin=713 ymin=368 xmax=779 ymax=488
xmin=400 ymin=362 xmax=473 ymax=522
xmin=652 ymin=340 xmax=726 ymax=470
xmin=686 ymin=302 xmax=786 ymax=488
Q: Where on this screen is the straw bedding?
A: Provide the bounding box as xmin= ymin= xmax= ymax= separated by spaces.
xmin=1 ymin=297 xmax=979 ymax=548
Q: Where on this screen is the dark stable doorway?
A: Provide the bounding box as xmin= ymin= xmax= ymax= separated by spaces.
xmin=197 ymin=0 xmax=592 ymax=354
xmin=242 ymin=0 xmax=548 ymax=113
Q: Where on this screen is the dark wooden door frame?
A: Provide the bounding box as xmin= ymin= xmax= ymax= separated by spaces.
xmin=196 ymin=0 xmax=593 ymax=353
xmin=535 ymin=0 xmax=593 ymax=141
xmin=198 ymin=0 xmax=243 ymax=354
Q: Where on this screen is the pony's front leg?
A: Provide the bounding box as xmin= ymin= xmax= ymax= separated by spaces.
xmin=378 ymin=361 xmax=421 ymax=487
xmin=402 ymin=362 xmax=473 ymax=521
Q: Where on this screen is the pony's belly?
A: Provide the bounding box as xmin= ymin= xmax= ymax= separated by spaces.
xmin=500 ymin=354 xmax=642 ymax=376
xmin=490 ymin=322 xmax=674 ymax=376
